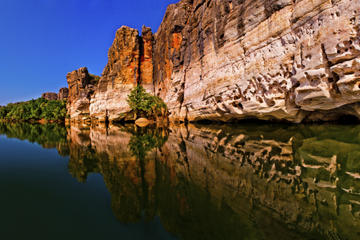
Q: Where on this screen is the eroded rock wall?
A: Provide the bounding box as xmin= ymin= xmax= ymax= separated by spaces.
xmin=67 ymin=0 xmax=360 ymax=123
xmin=153 ymin=0 xmax=360 ymax=122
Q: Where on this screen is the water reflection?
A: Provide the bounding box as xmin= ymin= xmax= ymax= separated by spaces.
xmin=1 ymin=122 xmax=360 ymax=239
xmin=0 ymin=122 xmax=68 ymax=155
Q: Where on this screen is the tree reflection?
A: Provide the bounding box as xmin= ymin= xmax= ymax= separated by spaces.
xmin=127 ymin=126 xmax=168 ymax=160
xmin=0 ymin=122 xmax=68 ymax=154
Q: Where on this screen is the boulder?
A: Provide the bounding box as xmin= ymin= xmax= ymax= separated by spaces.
xmin=135 ymin=118 xmax=152 ymax=127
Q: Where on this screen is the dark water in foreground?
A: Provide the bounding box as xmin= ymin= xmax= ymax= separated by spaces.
xmin=0 ymin=122 xmax=360 ymax=239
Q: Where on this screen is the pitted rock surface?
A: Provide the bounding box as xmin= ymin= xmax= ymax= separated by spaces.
xmin=153 ymin=0 xmax=360 ymax=122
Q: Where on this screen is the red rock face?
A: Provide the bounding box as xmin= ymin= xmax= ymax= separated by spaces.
xmin=102 ymin=27 xmax=140 ymax=88
xmin=90 ymin=26 xmax=155 ymax=123
xmin=140 ymin=26 xmax=154 ymax=93
xmin=152 ymin=0 xmax=192 ymax=121
xmin=42 ymin=92 xmax=58 ymax=101
xmin=90 ymin=26 xmax=141 ymax=123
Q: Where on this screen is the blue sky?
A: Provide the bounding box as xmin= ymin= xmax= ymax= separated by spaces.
xmin=0 ymin=0 xmax=179 ymax=105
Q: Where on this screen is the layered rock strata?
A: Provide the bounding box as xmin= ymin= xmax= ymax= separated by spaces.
xmin=67 ymin=0 xmax=360 ymax=123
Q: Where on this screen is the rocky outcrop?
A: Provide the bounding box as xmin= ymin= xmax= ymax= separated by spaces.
xmin=67 ymin=0 xmax=360 ymax=123
xmin=89 ymin=26 xmax=155 ymax=123
xmin=41 ymin=92 xmax=58 ymax=101
xmin=90 ymin=27 xmax=140 ymax=123
xmin=66 ymin=67 xmax=96 ymax=123
xmin=58 ymin=87 xmax=69 ymax=100
xmin=41 ymin=88 xmax=68 ymax=101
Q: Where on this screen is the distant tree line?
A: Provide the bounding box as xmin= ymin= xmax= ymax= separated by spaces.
xmin=0 ymin=98 xmax=66 ymax=122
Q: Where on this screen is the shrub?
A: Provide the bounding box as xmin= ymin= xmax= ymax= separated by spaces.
xmin=127 ymin=85 xmax=167 ymax=120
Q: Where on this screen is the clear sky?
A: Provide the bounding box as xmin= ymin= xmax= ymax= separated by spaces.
xmin=0 ymin=0 xmax=179 ymax=105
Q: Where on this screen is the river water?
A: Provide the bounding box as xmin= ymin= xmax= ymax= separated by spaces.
xmin=0 ymin=122 xmax=360 ymax=239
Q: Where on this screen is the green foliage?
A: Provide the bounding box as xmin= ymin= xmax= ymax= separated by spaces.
xmin=0 ymin=98 xmax=67 ymax=121
xmin=127 ymin=85 xmax=167 ymax=120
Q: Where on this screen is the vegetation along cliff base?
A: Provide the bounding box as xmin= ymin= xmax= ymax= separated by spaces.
xmin=0 ymin=98 xmax=67 ymax=123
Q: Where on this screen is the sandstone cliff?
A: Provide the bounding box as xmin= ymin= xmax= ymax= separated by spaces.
xmin=87 ymin=26 xmax=155 ymax=123
xmin=67 ymin=0 xmax=360 ymax=123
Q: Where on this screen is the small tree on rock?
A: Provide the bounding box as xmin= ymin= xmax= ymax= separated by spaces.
xmin=127 ymin=85 xmax=167 ymax=120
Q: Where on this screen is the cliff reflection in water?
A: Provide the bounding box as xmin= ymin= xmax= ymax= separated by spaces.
xmin=55 ymin=123 xmax=360 ymax=240
xmin=1 ymin=122 xmax=360 ymax=239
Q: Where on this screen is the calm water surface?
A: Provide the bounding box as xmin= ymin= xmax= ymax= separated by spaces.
xmin=0 ymin=122 xmax=360 ymax=240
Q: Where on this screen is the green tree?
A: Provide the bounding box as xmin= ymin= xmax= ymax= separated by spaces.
xmin=127 ymin=85 xmax=167 ymax=120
